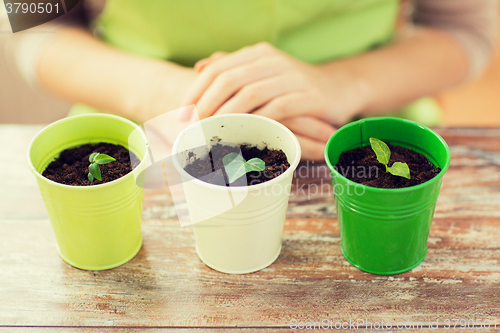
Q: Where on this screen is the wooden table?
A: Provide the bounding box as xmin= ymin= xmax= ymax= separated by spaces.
xmin=1 ymin=125 xmax=499 ymax=332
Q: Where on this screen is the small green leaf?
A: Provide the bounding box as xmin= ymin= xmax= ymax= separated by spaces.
xmin=88 ymin=173 xmax=94 ymax=182
xmin=222 ymin=152 xmax=242 ymax=166
xmin=89 ymin=163 xmax=102 ymax=181
xmin=94 ymin=154 xmax=116 ymax=165
xmin=223 ymin=153 xmax=246 ymax=184
xmin=222 ymin=153 xmax=266 ymax=184
xmin=89 ymin=152 xmax=99 ymax=163
xmin=387 ymin=162 xmax=411 ymax=179
xmin=244 ymin=158 xmax=265 ymax=173
xmin=370 ymin=138 xmax=390 ymax=166
xmin=223 ymin=152 xmax=266 ymax=184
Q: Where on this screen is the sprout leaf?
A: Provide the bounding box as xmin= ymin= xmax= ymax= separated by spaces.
xmin=223 ymin=152 xmax=265 ymax=184
xmin=89 ymin=163 xmax=102 ymax=181
xmin=369 ymin=138 xmax=411 ymax=180
xmin=386 ymin=162 xmax=411 ymax=180
xmin=369 ymin=138 xmax=390 ymax=165
xmin=89 ymin=152 xmax=99 ymax=163
xmin=94 ymin=154 xmax=116 ymax=165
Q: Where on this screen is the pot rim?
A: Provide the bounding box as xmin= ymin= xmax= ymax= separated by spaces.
xmin=28 ymin=113 xmax=149 ymax=190
xmin=172 ymin=113 xmax=301 ymax=192
xmin=324 ymin=117 xmax=451 ymax=193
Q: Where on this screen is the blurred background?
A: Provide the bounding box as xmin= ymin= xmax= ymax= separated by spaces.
xmin=1 ymin=6 xmax=499 ymax=126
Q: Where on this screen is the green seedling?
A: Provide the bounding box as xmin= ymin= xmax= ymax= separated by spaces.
xmin=88 ymin=152 xmax=116 ymax=182
xmin=222 ymin=152 xmax=265 ymax=184
xmin=369 ymin=138 xmax=411 ymax=179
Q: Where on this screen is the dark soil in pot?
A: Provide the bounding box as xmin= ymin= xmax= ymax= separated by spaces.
xmin=42 ymin=143 xmax=140 ymax=186
xmin=336 ymin=143 xmax=440 ymax=189
xmin=184 ymin=143 xmax=290 ymax=186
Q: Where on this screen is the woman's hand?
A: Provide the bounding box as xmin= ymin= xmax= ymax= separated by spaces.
xmin=181 ymin=42 xmax=359 ymax=125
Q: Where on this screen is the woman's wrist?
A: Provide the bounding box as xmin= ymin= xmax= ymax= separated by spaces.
xmin=318 ymin=27 xmax=469 ymax=120
xmin=37 ymin=27 xmax=197 ymax=123
xmin=316 ymin=60 xmax=372 ymax=124
xmin=123 ymin=60 xmax=197 ymax=122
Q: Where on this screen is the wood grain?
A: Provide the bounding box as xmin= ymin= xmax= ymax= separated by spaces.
xmin=0 ymin=329 xmax=482 ymax=333
xmin=1 ymin=126 xmax=499 ymax=331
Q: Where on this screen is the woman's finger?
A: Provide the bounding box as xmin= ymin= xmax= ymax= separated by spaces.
xmin=252 ymin=90 xmax=327 ymax=122
xmin=195 ymin=56 xmax=290 ymax=119
xmin=182 ymin=42 xmax=278 ymax=106
xmin=293 ymin=133 xmax=328 ymax=161
xmin=178 ymin=53 xmax=229 ymax=120
xmin=280 ymin=116 xmax=336 ymax=143
xmin=214 ymin=73 xmax=307 ymax=116
xmin=194 ymin=52 xmax=227 ymax=73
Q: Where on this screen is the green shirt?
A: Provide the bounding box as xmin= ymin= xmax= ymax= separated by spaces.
xmin=72 ymin=0 xmax=442 ymax=126
xmin=96 ymin=0 xmax=398 ymax=66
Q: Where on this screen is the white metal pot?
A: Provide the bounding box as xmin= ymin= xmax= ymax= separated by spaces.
xmin=172 ymin=114 xmax=301 ymax=274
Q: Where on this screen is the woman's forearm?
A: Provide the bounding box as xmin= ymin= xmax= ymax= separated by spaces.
xmin=37 ymin=27 xmax=196 ymax=122
xmin=319 ymin=27 xmax=470 ymax=117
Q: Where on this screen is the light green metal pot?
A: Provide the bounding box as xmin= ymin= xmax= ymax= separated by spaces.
xmin=28 ymin=114 xmax=149 ymax=270
xmin=325 ymin=117 xmax=450 ymax=275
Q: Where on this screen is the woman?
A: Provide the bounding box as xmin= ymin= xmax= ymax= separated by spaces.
xmin=5 ymin=0 xmax=498 ymax=159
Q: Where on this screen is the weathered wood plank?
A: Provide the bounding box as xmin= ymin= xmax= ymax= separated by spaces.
xmin=2 ymin=329 xmax=494 ymax=333
xmin=1 ymin=125 xmax=500 ymax=329
xmin=0 ymin=329 xmax=298 ymax=333
xmin=1 ymin=218 xmax=499 ymax=327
